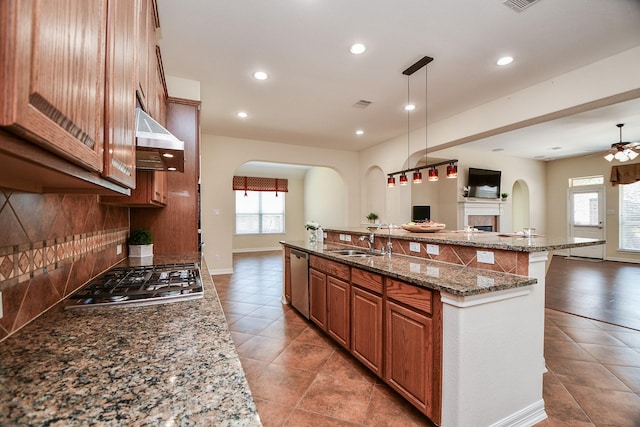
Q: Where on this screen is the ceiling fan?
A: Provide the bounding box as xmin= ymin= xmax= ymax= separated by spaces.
xmin=604 ymin=123 xmax=640 ymax=162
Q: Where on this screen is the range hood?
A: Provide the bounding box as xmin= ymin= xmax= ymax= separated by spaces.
xmin=135 ymin=108 xmax=185 ymax=172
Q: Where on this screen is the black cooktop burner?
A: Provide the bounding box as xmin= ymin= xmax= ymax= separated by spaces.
xmin=65 ymin=262 xmax=204 ymax=309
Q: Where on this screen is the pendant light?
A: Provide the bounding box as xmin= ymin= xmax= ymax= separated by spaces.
xmin=386 ymin=56 xmax=458 ymax=187
xmin=428 ymin=166 xmax=439 ymax=181
xmin=446 ymin=161 xmax=458 ymax=178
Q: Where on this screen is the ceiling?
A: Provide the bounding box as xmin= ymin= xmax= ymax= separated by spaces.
xmin=156 ymin=0 xmax=640 ymax=162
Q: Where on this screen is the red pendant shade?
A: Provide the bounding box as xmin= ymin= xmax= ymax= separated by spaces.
xmin=428 ymin=167 xmax=439 ymax=181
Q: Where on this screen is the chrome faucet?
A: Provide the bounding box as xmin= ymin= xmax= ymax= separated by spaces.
xmin=384 ymin=223 xmax=393 ymax=256
xmin=359 ymin=232 xmax=375 ymax=252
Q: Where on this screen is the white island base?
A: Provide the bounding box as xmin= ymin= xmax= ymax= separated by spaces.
xmin=440 ymin=251 xmax=549 ymax=427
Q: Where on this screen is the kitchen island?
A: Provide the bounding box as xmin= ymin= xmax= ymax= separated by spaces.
xmin=0 ymin=255 xmax=261 ymax=426
xmin=282 ymin=226 xmax=604 ymax=427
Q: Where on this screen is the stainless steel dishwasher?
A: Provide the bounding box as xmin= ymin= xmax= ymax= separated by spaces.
xmin=290 ymin=249 xmax=310 ymax=319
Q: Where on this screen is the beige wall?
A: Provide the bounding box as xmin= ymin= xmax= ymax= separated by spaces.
xmin=201 ymin=134 xmax=359 ymax=274
xmin=232 ymin=177 xmax=305 ymax=252
xmin=546 ymin=155 xmax=640 ymax=263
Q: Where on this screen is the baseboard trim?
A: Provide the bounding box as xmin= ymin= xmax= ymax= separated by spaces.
xmin=209 ymin=268 xmax=234 ymax=275
xmin=605 ymin=256 xmax=640 ymax=264
xmin=232 ymin=247 xmax=283 ymax=253
xmin=488 ymin=400 xmax=547 ymax=427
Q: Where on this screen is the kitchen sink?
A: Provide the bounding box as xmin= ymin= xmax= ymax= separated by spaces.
xmin=329 ymin=249 xmax=383 ymax=257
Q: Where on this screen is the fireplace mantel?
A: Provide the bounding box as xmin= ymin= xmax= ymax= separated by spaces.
xmin=458 ymin=199 xmax=505 ymax=231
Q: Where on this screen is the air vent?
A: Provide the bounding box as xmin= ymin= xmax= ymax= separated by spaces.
xmin=503 ymin=0 xmax=540 ymax=12
xmin=353 ymin=99 xmax=372 ymax=108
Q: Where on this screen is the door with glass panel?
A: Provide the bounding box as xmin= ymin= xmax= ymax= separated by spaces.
xmin=568 ymin=187 xmax=605 ymax=259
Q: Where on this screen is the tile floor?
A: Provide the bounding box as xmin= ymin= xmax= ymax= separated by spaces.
xmin=213 ymin=252 xmax=640 ymax=426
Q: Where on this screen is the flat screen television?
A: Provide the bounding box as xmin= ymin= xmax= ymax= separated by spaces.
xmin=467 ymin=168 xmax=501 ymax=199
xmin=412 ymin=205 xmax=431 ymax=222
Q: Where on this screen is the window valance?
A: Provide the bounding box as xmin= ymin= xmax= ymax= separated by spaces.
xmin=233 ymin=176 xmax=288 ymax=195
xmin=610 ymin=163 xmax=640 ymax=185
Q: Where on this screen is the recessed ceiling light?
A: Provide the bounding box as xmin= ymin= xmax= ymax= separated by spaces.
xmin=162 ymin=153 xmax=174 ymax=158
xmin=253 ymin=71 xmax=268 ymax=80
xmin=491 ymin=148 xmax=504 ymax=152
xmin=236 ymin=111 xmax=248 ymax=118
xmin=404 ymin=104 xmax=416 ymax=111
xmin=350 ymin=43 xmax=366 ymax=54
xmin=168 ymin=167 xmax=177 ymax=171
xmin=497 ymin=56 xmax=513 ymax=66
xmin=355 ymin=130 xmax=364 ymax=135
xmin=550 ymin=146 xmax=562 ymax=150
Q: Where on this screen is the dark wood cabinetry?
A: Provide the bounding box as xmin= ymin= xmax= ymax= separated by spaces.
xmin=103 ymin=0 xmax=138 ymax=188
xmin=309 ymin=268 xmax=327 ymax=329
xmin=351 ymin=268 xmax=383 ymax=376
xmin=284 ymin=249 xmax=442 ymax=424
xmin=0 ymin=0 xmax=107 ymax=173
xmin=327 ymin=276 xmax=350 ymax=348
xmin=101 ymin=170 xmax=166 ymax=207
xmin=384 ymin=278 xmax=441 ymax=423
xmin=0 ymin=0 xmax=163 ymax=195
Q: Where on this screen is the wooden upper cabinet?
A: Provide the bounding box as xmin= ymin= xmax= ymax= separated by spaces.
xmin=0 ymin=0 xmax=107 ymax=172
xmin=103 ymin=0 xmax=138 ymax=188
xmin=136 ymin=0 xmax=159 ymax=112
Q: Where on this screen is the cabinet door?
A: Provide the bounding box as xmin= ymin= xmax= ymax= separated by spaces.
xmin=327 ymin=276 xmax=350 ymax=349
xmin=103 ymin=0 xmax=137 ymax=188
xmin=0 ymin=0 xmax=107 ymax=172
xmin=152 ymin=171 xmax=167 ymax=204
xmin=309 ymin=268 xmax=326 ymax=329
xmin=384 ymin=300 xmax=434 ymax=418
xmin=351 ymin=286 xmax=383 ymax=376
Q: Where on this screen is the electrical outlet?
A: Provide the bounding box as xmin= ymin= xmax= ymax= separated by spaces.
xmin=116 ymin=244 xmax=122 ymax=255
xmin=339 ymin=234 xmax=344 ymax=241
xmin=409 ymin=242 xmax=421 ymax=253
xmin=214 ymin=254 xmax=220 ymax=261
xmin=477 ymin=250 xmax=495 ymax=264
xmin=426 ymin=244 xmax=439 ymax=255
xmin=344 ymin=234 xmax=352 ymax=242
xmin=409 ymin=263 xmax=421 ymax=273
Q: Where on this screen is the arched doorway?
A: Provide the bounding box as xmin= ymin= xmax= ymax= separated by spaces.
xmin=511 ymin=179 xmax=531 ymax=232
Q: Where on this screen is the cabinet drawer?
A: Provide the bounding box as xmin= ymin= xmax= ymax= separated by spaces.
xmin=386 ymin=278 xmax=432 ymax=314
xmin=352 ymin=267 xmax=383 ymax=294
xmin=310 ymin=255 xmax=350 ymax=281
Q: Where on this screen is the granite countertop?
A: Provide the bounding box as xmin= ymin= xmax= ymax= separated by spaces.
xmin=324 ymin=226 xmax=605 ymax=252
xmin=0 ymin=254 xmax=261 ymax=426
xmin=283 ymin=240 xmax=537 ymax=297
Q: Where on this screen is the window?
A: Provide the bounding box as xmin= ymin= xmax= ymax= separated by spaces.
xmin=620 ymin=181 xmax=640 ymax=251
xmin=235 ymin=191 xmax=285 ymax=234
xmin=569 ymin=175 xmax=604 ymax=187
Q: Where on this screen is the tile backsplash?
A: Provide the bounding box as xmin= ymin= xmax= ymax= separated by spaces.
xmin=0 ymin=189 xmax=128 ymax=341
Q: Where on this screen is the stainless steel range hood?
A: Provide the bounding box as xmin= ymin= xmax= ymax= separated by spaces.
xmin=135 ymin=108 xmax=185 ymax=172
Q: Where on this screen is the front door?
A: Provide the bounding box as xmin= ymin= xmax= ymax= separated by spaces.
xmin=568 ymin=187 xmax=605 ymax=259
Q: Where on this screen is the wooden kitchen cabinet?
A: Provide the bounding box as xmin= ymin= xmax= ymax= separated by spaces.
xmin=100 ymin=170 xmax=166 ymax=207
xmin=351 ymin=268 xmax=383 ymax=376
xmin=103 ymin=0 xmax=138 ymax=188
xmin=0 ymin=0 xmax=108 ymax=172
xmin=309 ymin=268 xmax=327 ymax=329
xmin=384 ymin=278 xmax=441 ymax=421
xmin=326 ymin=276 xmax=350 ymax=348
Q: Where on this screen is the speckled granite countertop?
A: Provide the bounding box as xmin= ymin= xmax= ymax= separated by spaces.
xmin=324 ymin=226 xmax=605 ymax=252
xmin=0 ymin=254 xmax=261 ymax=426
xmin=283 ymin=240 xmax=538 ymax=297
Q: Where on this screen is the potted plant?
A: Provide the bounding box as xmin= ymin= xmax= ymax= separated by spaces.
xmin=128 ymin=229 xmax=154 ymax=258
xmin=501 ymin=192 xmax=509 ymax=201
xmin=366 ymin=212 xmax=379 ymax=224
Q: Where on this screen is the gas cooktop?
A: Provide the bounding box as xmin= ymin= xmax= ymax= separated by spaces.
xmin=65 ymin=262 xmax=204 ymax=310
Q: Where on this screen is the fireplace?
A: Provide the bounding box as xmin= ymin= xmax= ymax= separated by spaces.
xmin=459 ymin=200 xmax=504 ymax=232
